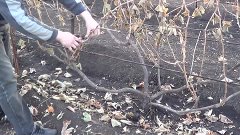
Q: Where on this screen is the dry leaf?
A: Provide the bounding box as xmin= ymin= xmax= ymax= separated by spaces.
xmin=41 ymin=60 xmax=46 ymax=66
xmin=20 ymin=83 xmax=33 ymax=96
xmin=29 ymin=68 xmax=36 ymax=74
xmin=55 ymin=68 xmax=63 ymax=75
xmin=87 ymin=99 xmax=102 ymax=109
xmin=122 ymin=126 xmax=130 ymax=133
xmin=57 ymin=111 xmax=64 ymax=120
xmin=182 ymin=7 xmax=190 ymax=17
xmin=111 ymin=118 xmax=121 ymax=127
xmin=104 ymin=92 xmax=112 ymax=101
xmin=29 ymin=105 xmax=38 ymax=116
xmin=155 ymin=5 xmax=168 ymax=14
xmin=120 ymin=120 xmax=133 ymax=126
xmin=212 ymin=28 xmax=222 ymax=41
xmin=217 ymin=129 xmax=227 ymax=135
xmin=18 ymin=39 xmax=26 ymax=49
xmin=218 ymin=56 xmax=227 ymax=63
xmin=82 ymin=112 xmax=92 ymax=122
xmin=52 ymin=93 xmax=77 ymax=102
xmin=38 ymin=74 xmax=51 ymax=81
xmin=221 ymin=77 xmax=233 ymax=83
xmin=222 ymin=21 xmax=232 ymax=32
xmin=61 ymin=120 xmax=74 ymax=135
xmin=47 ymin=105 xmax=54 ymax=113
xmin=64 ymin=72 xmax=72 ymax=78
xmin=192 ymin=8 xmax=202 ymax=18
xmin=219 ymin=114 xmax=233 ymax=124
xmin=199 ymin=6 xmax=205 ymax=14
xmin=67 ymin=106 xmax=76 ymax=113
xmin=21 ymin=70 xmax=28 ymax=78
xmin=112 ymin=111 xmax=126 ymax=120
xmin=100 ymin=114 xmax=111 ymax=122
xmin=212 ymin=14 xmax=221 ymax=25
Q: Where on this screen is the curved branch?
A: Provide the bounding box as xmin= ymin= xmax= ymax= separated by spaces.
xmin=150 ymin=90 xmax=240 ymax=115
xmin=151 ymin=80 xmax=213 ymax=100
xmin=37 ymin=42 xmax=147 ymax=97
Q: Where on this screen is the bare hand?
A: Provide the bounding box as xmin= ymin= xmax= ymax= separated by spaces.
xmin=80 ymin=11 xmax=100 ymax=38
xmin=56 ymin=31 xmax=82 ymax=52
xmin=85 ymin=19 xmax=100 ymax=38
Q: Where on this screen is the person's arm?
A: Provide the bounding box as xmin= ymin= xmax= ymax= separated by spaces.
xmin=0 ymin=0 xmax=58 ymax=42
xmin=58 ymin=0 xmax=100 ymax=37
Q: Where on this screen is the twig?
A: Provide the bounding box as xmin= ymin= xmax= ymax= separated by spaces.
xmin=190 ymin=31 xmax=202 ymax=74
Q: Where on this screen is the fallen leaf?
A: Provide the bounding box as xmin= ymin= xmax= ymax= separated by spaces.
xmin=199 ymin=5 xmax=205 ymax=14
xmin=38 ymin=74 xmax=51 ymax=81
xmin=204 ymin=109 xmax=213 ymax=117
xmin=218 ymin=56 xmax=227 ymax=62
xmin=47 ymin=105 xmax=54 ymax=113
xmin=111 ymin=118 xmax=121 ymax=127
xmin=21 ymin=70 xmax=28 ymax=78
xmin=20 ymin=83 xmax=33 ymax=96
xmin=207 ymin=97 xmax=213 ymax=100
xmin=40 ymin=60 xmax=46 ymax=66
xmin=137 ymin=82 xmax=144 ymax=88
xmin=112 ymin=111 xmax=126 ymax=120
xmin=125 ymin=96 xmax=132 ymax=104
xmin=192 ymin=8 xmax=202 ymax=18
xmin=87 ymin=99 xmax=102 ymax=109
xmin=52 ymin=93 xmax=77 ymax=102
xmin=82 ymin=112 xmax=92 ymax=122
xmin=107 ymin=102 xmax=121 ymax=110
xmin=222 ymin=20 xmax=232 ymax=32
xmin=54 ymin=68 xmax=63 ymax=75
xmin=29 ymin=106 xmax=38 ymax=116
xmin=67 ymin=106 xmax=76 ymax=113
xmin=64 ymin=72 xmax=72 ymax=78
xmin=97 ymin=107 xmax=105 ymax=114
xmin=221 ymin=77 xmax=233 ymax=83
xmin=219 ymin=114 xmax=233 ymax=124
xmin=29 ymin=68 xmax=36 ymax=74
xmin=100 ymin=114 xmax=111 ymax=122
xmin=155 ymin=5 xmax=168 ymax=15
xmin=182 ymin=7 xmax=190 ymax=17
xmin=61 ymin=120 xmax=74 ymax=135
xmin=57 ymin=111 xmax=64 ymax=120
xmin=76 ymin=88 xmax=86 ymax=94
xmin=104 ymin=92 xmax=112 ymax=101
xmin=136 ymin=129 xmax=142 ymax=134
xmin=217 ymin=129 xmax=227 ymax=135
xmin=120 ymin=120 xmax=133 ymax=125
xmin=122 ymin=126 xmax=130 ymax=133
xmin=18 ymin=39 xmax=26 ymax=49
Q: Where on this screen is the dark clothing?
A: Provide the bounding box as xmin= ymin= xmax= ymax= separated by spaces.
xmin=0 ymin=24 xmax=34 ymax=135
xmin=0 ymin=0 xmax=86 ymax=41
xmin=0 ymin=0 xmax=86 ymax=135
xmin=0 ymin=14 xmax=4 ymax=20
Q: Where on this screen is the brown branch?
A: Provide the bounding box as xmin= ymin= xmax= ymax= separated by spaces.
xmin=151 ymin=80 xmax=213 ymax=100
xmin=37 ymin=42 xmax=147 ymax=97
xmin=150 ymin=90 xmax=240 ymax=115
xmin=131 ymin=41 xmax=149 ymax=95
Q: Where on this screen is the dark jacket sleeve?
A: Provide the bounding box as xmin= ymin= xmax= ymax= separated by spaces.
xmin=58 ymin=0 xmax=86 ymax=15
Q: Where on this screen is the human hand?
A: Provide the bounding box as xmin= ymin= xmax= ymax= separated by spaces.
xmin=56 ymin=31 xmax=82 ymax=52
xmin=80 ymin=11 xmax=100 ymax=38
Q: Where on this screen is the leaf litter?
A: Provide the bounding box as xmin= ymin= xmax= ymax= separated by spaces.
xmin=18 ymin=66 xmax=238 ymax=135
